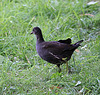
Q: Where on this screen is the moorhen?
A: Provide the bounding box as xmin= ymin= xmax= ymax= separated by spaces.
xmin=31 ymin=27 xmax=83 ymax=73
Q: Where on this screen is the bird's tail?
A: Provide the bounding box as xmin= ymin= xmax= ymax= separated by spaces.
xmin=74 ymin=40 xmax=83 ymax=46
xmin=72 ymin=40 xmax=83 ymax=50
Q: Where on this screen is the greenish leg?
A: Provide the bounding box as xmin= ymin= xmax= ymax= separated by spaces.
xmin=66 ymin=61 xmax=68 ymax=72
xmin=66 ymin=62 xmax=71 ymax=73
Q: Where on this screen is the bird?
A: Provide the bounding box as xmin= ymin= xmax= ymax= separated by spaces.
xmin=31 ymin=27 xmax=83 ymax=73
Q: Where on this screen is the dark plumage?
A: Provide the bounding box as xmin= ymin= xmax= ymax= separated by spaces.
xmin=31 ymin=27 xmax=83 ymax=72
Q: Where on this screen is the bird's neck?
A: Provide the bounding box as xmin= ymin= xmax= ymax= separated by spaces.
xmin=36 ymin=33 xmax=44 ymax=43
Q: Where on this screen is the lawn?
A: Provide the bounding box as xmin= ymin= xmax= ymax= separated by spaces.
xmin=0 ymin=0 xmax=100 ymax=94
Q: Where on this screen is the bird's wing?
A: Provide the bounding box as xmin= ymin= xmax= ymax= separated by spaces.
xmin=58 ymin=38 xmax=71 ymax=44
xmin=41 ymin=41 xmax=74 ymax=54
xmin=41 ymin=41 xmax=75 ymax=61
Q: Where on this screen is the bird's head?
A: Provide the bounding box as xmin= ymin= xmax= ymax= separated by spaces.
xmin=31 ymin=27 xmax=41 ymax=35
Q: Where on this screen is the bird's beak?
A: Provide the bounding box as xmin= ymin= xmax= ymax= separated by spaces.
xmin=31 ymin=31 xmax=33 ymax=34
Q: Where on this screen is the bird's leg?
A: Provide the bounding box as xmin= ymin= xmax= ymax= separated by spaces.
xmin=66 ymin=61 xmax=68 ymax=72
xmin=57 ymin=64 xmax=61 ymax=73
xmin=73 ymin=55 xmax=75 ymax=67
xmin=66 ymin=62 xmax=71 ymax=73
xmin=62 ymin=58 xmax=70 ymax=73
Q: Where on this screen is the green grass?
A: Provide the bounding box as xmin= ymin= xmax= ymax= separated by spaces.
xmin=0 ymin=0 xmax=100 ymax=94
